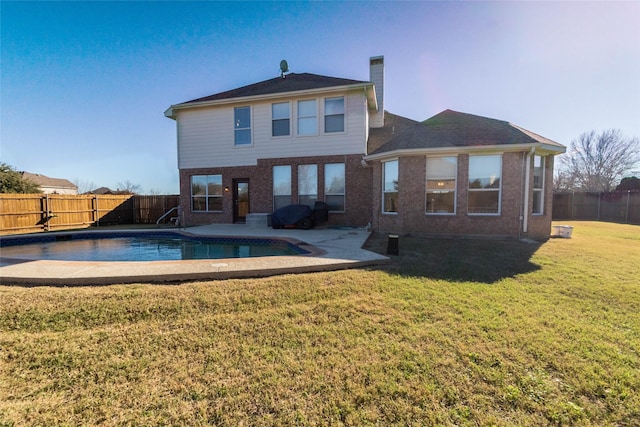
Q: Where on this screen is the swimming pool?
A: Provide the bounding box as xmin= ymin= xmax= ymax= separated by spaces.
xmin=0 ymin=231 xmax=309 ymax=262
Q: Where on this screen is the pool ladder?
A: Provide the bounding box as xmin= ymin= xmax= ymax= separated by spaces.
xmin=156 ymin=206 xmax=182 ymax=228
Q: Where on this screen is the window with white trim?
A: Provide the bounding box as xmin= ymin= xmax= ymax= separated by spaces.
xmin=273 ymin=165 xmax=291 ymax=210
xmin=298 ymin=164 xmax=318 ymax=208
xmin=234 ymin=106 xmax=251 ymax=145
xmin=324 ymin=163 xmax=345 ymax=212
xmin=297 ymin=99 xmax=317 ymax=135
xmin=324 ymin=97 xmax=344 ymax=133
xmin=383 ymin=160 xmax=399 ymax=213
xmin=468 ymin=155 xmax=501 ymax=215
xmin=533 ymin=155 xmax=545 ymax=215
xmin=426 ymin=156 xmax=457 ymax=214
xmin=272 ymin=102 xmax=290 ymax=137
xmin=191 ymin=175 xmax=223 ymax=212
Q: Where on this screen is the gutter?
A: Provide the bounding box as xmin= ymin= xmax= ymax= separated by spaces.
xmin=365 ymin=143 xmax=548 ymax=161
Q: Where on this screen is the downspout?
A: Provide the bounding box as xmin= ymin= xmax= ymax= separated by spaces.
xmin=522 ymin=147 xmax=535 ymax=234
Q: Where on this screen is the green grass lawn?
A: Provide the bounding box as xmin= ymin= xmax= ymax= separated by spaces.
xmin=1 ymin=221 xmax=638 ymax=426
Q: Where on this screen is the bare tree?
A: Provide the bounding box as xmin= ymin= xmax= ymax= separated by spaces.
xmin=72 ymin=178 xmax=96 ymax=194
xmin=116 ymin=180 xmax=142 ymax=195
xmin=557 ymin=130 xmax=640 ymax=192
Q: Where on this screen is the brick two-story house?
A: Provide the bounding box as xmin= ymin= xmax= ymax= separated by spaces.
xmin=165 ymin=56 xmax=565 ymax=240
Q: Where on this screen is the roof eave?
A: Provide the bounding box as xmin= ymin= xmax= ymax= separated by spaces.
xmin=365 ymin=142 xmax=565 ymax=161
xmin=164 ymin=107 xmax=176 ymax=120
xmin=165 ymin=82 xmax=375 ymax=119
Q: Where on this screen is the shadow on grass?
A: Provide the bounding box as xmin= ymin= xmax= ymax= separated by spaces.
xmin=363 ymin=233 xmax=543 ymax=284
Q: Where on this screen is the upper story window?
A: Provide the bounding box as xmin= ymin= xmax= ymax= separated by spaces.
xmin=191 ymin=174 xmax=223 ymax=212
xmin=383 ymin=160 xmax=399 ymax=213
xmin=324 ymin=163 xmax=345 ymax=212
xmin=468 ymin=155 xmax=502 ymax=215
xmin=533 ymin=155 xmax=545 ymax=215
xmin=234 ymin=106 xmax=251 ymax=146
xmin=273 ymin=165 xmax=292 ymax=211
xmin=426 ymin=156 xmax=457 ymax=214
xmin=272 ymin=102 xmax=290 ymax=137
xmin=297 ymin=100 xmax=317 ymax=135
xmin=324 ymin=97 xmax=344 ymax=133
xmin=298 ymin=164 xmax=318 ymax=208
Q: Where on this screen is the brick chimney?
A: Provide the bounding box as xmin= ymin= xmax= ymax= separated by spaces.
xmin=369 ymin=56 xmax=384 ymax=128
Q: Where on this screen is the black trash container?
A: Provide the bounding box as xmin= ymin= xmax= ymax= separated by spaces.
xmin=313 ymin=201 xmax=329 ymax=223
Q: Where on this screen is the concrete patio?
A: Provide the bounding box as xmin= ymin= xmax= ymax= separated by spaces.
xmin=0 ymin=224 xmax=389 ymax=286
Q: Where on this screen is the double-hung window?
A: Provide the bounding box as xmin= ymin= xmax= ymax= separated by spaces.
xmin=426 ymin=156 xmax=457 ymax=214
xmin=272 ymin=102 xmax=290 ymax=137
xmin=273 ymin=165 xmax=292 ymax=210
xmin=324 ymin=97 xmax=344 ymax=133
xmin=533 ymin=155 xmax=545 ymax=214
xmin=297 ymin=100 xmax=317 ymax=135
xmin=468 ymin=155 xmax=502 ymax=214
xmin=383 ymin=160 xmax=399 ymax=213
xmin=234 ymin=106 xmax=251 ymax=145
xmin=324 ymin=163 xmax=345 ymax=212
xmin=191 ymin=175 xmax=223 ymax=212
xmin=298 ymin=164 xmax=318 ymax=208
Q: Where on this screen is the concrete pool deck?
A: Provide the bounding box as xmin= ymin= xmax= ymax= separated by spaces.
xmin=0 ymin=225 xmax=389 ymax=286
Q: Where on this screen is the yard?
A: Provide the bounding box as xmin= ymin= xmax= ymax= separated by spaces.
xmin=1 ymin=221 xmax=638 ymax=426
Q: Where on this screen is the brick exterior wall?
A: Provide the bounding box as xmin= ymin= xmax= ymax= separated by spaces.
xmin=179 ymin=150 xmax=555 ymax=239
xmin=371 ymin=151 xmax=555 ymax=240
xmin=179 ymin=154 xmax=372 ymax=227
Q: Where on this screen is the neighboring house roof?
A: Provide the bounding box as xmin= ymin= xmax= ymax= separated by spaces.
xmin=20 ymin=172 xmax=77 ymax=191
xmin=89 ymin=187 xmax=116 ymax=195
xmin=367 ymin=109 xmax=565 ymax=159
xmin=165 ymin=72 xmax=377 ymax=119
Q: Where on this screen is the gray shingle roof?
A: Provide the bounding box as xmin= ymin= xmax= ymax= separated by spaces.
xmin=182 ymin=73 xmax=371 ymax=104
xmin=367 ymin=111 xmax=420 ymax=154
xmin=20 ymin=172 xmax=76 ymax=190
xmin=369 ymin=109 xmax=564 ymax=155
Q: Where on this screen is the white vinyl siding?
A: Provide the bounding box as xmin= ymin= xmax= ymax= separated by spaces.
xmin=177 ymin=90 xmax=368 ymax=169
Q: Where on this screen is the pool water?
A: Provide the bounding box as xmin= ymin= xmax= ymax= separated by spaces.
xmin=0 ymin=232 xmax=305 ymax=262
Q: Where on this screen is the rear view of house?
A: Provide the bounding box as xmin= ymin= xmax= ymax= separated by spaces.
xmin=165 ymin=56 xmax=565 ymax=240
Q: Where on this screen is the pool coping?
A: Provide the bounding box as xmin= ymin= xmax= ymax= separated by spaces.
xmin=0 ymin=225 xmax=389 ymax=286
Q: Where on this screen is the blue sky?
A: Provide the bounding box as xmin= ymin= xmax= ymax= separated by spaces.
xmin=2 ymin=1 xmax=639 ymax=194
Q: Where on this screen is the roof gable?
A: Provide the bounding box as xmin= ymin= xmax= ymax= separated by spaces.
xmin=369 ymin=109 xmax=564 ymax=156
xmin=182 ymin=73 xmax=370 ymax=104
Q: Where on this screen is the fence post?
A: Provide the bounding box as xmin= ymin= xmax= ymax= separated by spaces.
xmin=597 ymin=192 xmax=601 ymax=220
xmin=45 ymin=194 xmax=50 ymax=232
xmin=571 ymin=192 xmax=575 ymax=219
xmin=95 ymin=195 xmax=100 ymax=227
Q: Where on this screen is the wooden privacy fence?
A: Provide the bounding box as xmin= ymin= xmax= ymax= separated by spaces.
xmin=0 ymin=194 xmax=179 ymax=235
xmin=553 ymin=191 xmax=640 ymax=224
